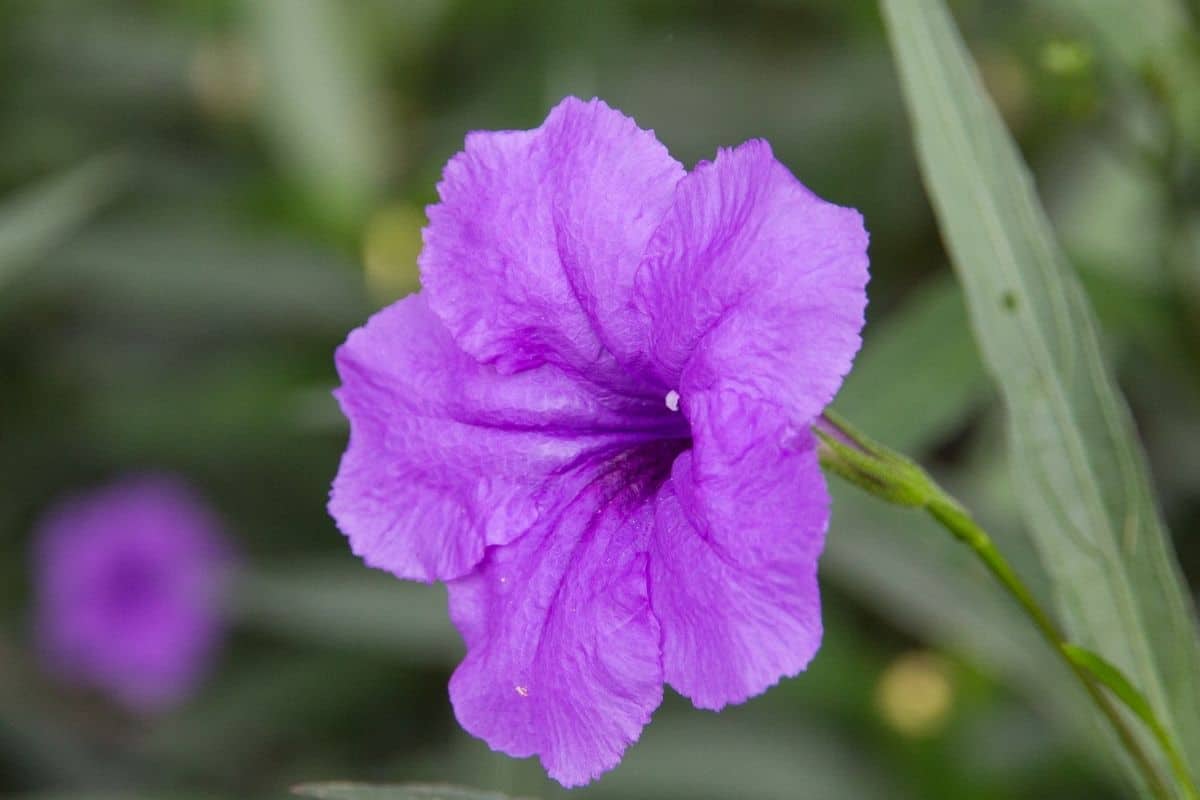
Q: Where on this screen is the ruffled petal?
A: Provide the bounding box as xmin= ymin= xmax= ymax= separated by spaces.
xmin=329 ymin=293 xmax=659 ymax=583
xmin=447 ymin=452 xmax=671 ymax=786
xmin=649 ymin=431 xmax=826 ymax=710
xmin=635 ymin=139 xmax=869 ymax=423
xmin=421 ymin=96 xmax=685 ymax=385
xmin=674 ymin=388 xmax=830 ymax=564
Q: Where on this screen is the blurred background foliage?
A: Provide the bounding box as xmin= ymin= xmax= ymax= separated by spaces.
xmin=0 ymin=0 xmax=1197 ymax=798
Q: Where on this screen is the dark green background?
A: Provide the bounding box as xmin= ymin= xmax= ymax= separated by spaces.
xmin=1 ymin=1 xmax=1197 ymax=798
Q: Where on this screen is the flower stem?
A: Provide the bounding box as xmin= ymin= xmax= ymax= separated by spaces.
xmin=815 ymin=410 xmax=1186 ymax=800
xmin=924 ymin=495 xmax=1175 ymax=800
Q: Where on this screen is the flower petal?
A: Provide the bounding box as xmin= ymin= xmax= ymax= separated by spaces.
xmin=421 ymin=96 xmax=685 ymax=384
xmin=329 ymin=293 xmax=658 ymax=583
xmin=34 ymin=476 xmax=230 ymax=712
xmin=649 ymin=432 xmax=826 ymax=710
xmin=635 ymin=139 xmax=869 ymax=423
xmin=447 ymin=454 xmax=670 ymax=786
xmin=675 ymin=388 xmax=831 ymax=563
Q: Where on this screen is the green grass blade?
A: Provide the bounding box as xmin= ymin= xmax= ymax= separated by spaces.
xmin=1063 ymin=644 xmax=1199 ymax=798
xmin=233 ymin=560 xmax=461 ymax=662
xmin=246 ymin=0 xmax=386 ymax=229
xmin=881 ymin=0 xmax=1200 ymax=785
xmin=0 ymin=153 xmax=129 ymax=291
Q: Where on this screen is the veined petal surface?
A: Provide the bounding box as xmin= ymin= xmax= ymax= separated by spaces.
xmin=421 ymin=97 xmax=685 ymax=386
xmin=447 ymin=449 xmax=676 ymax=786
xmin=635 ymin=139 xmax=868 ymax=423
xmin=330 ymin=294 xmax=668 ymax=583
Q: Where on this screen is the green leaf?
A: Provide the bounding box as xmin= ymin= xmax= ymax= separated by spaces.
xmin=0 ymin=153 xmax=129 ymax=291
xmin=233 ymin=560 xmax=461 ymax=662
xmin=1062 ymin=644 xmax=1156 ymax=729
xmin=881 ymin=0 xmax=1200 ymax=786
xmin=828 ymin=276 xmax=1103 ymax=748
xmin=292 ymin=784 xmax=523 ymax=800
xmin=46 ymin=214 xmax=368 ymax=332
xmin=246 ymin=0 xmax=387 ymax=228
xmin=1063 ymin=644 xmax=1199 ymax=798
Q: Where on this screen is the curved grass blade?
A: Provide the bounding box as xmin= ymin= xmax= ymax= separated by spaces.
xmin=0 ymin=152 xmax=129 ymax=291
xmin=881 ymin=0 xmax=1200 ymax=789
xmin=1062 ymin=644 xmax=1199 ymax=799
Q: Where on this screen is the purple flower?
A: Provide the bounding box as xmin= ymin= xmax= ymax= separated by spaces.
xmin=330 ymin=97 xmax=868 ymax=786
xmin=33 ymin=475 xmax=233 ymax=713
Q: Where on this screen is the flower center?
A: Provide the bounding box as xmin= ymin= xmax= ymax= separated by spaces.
xmin=664 ymin=390 xmax=680 ymax=412
xmin=101 ymin=553 xmax=163 ymax=620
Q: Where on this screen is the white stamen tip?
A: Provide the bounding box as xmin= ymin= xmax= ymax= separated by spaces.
xmin=665 ymin=390 xmax=681 ymax=412
xmin=515 ymin=685 xmax=529 ymax=697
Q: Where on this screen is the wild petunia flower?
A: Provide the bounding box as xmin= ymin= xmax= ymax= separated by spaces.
xmin=33 ymin=475 xmax=233 ymax=713
xmin=330 ymin=97 xmax=869 ymax=786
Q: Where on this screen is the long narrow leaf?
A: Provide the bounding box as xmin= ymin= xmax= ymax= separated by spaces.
xmin=881 ymin=0 xmax=1200 ymax=784
xmin=1063 ymin=644 xmax=1198 ymax=796
xmin=0 ymin=153 xmax=128 ymax=290
xmin=246 ymin=0 xmax=386 ymax=227
xmin=233 ymin=560 xmax=461 ymax=662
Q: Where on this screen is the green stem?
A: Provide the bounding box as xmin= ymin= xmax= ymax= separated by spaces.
xmin=924 ymin=495 xmax=1176 ymax=800
xmin=815 ymin=409 xmax=1188 ymax=799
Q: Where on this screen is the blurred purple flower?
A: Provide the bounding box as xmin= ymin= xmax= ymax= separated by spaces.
xmin=330 ymin=97 xmax=869 ymax=785
xmin=33 ymin=475 xmax=233 ymax=713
